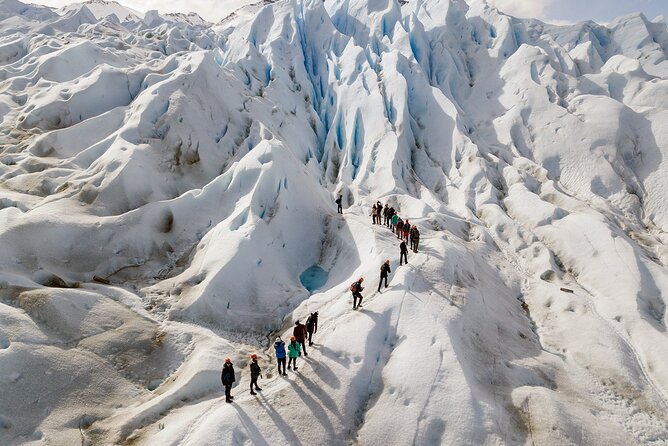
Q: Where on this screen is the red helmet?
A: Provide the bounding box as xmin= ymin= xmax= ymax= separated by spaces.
xmin=290 ymin=336 xmax=296 ymax=341
xmin=250 ymin=354 xmax=257 ymax=360
xmin=225 ymin=357 xmax=231 ymax=363
xmin=359 ymin=277 xmax=364 ymax=282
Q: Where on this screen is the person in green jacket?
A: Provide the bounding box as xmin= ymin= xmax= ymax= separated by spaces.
xmin=287 ymin=336 xmax=301 ymax=371
xmin=391 ymin=213 xmax=399 ymax=234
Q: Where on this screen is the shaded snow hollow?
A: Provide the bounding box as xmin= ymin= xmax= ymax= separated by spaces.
xmin=1 ymin=0 xmax=668 ymax=444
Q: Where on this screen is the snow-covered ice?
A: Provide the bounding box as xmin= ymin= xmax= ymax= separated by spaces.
xmin=1 ymin=0 xmax=668 ymax=444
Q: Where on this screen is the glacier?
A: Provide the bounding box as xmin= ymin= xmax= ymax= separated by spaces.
xmin=1 ymin=0 xmax=668 ymax=444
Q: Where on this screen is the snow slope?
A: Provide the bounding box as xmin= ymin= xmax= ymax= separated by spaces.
xmin=1 ymin=0 xmax=668 ymax=444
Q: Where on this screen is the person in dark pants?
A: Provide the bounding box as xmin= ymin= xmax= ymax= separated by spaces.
xmin=274 ymin=337 xmax=287 ymax=376
xmin=396 ymin=218 xmax=403 ymax=238
xmin=387 ymin=207 xmax=395 ymax=227
xmin=372 ymin=204 xmax=377 ymax=224
xmin=336 ymin=195 xmax=343 ymax=214
xmin=383 ymin=204 xmax=389 ymax=225
xmin=351 ymin=277 xmax=364 ymax=309
xmin=376 ymin=202 xmax=382 ymax=225
xmin=410 ymin=225 xmax=420 ymax=252
xmin=400 ymin=241 xmax=408 ymax=265
xmin=221 ymin=358 xmax=235 ymax=403
xmin=293 ymin=320 xmax=308 ymax=356
xmin=249 ymin=354 xmax=262 ymax=395
xmin=378 ymin=260 xmax=391 ymax=292
xmin=306 ymin=312 xmax=318 ymax=346
xmin=288 ymin=336 xmax=300 ymax=370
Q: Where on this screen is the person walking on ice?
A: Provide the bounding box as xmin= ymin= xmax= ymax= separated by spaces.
xmin=336 ymin=194 xmax=343 ymax=214
xmin=391 ymin=212 xmax=398 ymax=234
xmin=383 ymin=204 xmax=389 ymax=225
xmin=293 ymin=320 xmax=308 ymax=356
xmin=306 ymin=312 xmax=318 ymax=346
xmin=410 ymin=225 xmax=420 ymax=253
xmin=351 ymin=277 xmax=364 ymax=310
xmin=400 ymin=240 xmax=408 ymax=265
xmin=402 ymin=220 xmax=410 ymax=242
xmin=378 ymin=260 xmax=391 ymax=292
xmin=274 ymin=337 xmax=287 ymax=376
xmin=371 ymin=204 xmax=378 ymax=224
xmin=221 ymin=357 xmax=236 ymax=403
xmin=249 ymin=354 xmax=263 ymax=395
xmin=288 ymin=336 xmax=300 ymax=370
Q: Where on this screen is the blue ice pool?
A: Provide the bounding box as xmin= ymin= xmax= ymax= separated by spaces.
xmin=300 ymin=265 xmax=329 ymax=294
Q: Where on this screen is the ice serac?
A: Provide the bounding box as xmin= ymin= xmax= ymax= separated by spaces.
xmin=1 ymin=0 xmax=668 ymax=444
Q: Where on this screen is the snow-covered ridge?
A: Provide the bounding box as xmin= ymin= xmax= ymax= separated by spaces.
xmin=1 ymin=0 xmax=668 ymax=444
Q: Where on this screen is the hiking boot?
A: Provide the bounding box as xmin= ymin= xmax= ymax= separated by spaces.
xmin=226 ymin=399 xmax=233 ymax=403
xmin=250 ymin=391 xmax=257 ymax=395
xmin=255 ymin=387 xmax=262 ymax=391
xmin=282 ymin=373 xmax=288 ymax=376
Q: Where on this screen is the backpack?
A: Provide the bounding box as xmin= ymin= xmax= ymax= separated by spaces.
xmin=350 ymin=282 xmax=357 ymax=291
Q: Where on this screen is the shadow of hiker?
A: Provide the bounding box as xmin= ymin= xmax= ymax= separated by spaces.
xmin=286 ymin=378 xmax=337 ymax=437
xmin=296 ymin=373 xmax=344 ymax=423
xmin=306 ymin=356 xmax=341 ymax=389
xmin=257 ymin=393 xmax=304 ymax=446
xmin=318 ymin=345 xmax=351 ymax=368
xmin=233 ymin=405 xmax=270 ymax=446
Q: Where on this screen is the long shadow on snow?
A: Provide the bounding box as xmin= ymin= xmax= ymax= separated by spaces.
xmin=303 ymin=353 xmax=342 ymax=389
xmin=233 ymin=405 xmax=271 ymax=446
xmin=257 ymin=393 xmax=303 ymax=446
xmin=286 ymin=378 xmax=339 ymax=440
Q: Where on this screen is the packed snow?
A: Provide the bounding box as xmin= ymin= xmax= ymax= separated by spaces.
xmin=1 ymin=0 xmax=668 ymax=444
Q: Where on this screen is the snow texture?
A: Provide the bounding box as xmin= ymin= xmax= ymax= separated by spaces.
xmin=1 ymin=0 xmax=668 ymax=444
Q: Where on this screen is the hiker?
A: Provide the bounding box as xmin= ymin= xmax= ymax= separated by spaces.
xmin=306 ymin=312 xmax=318 ymax=346
xmin=383 ymin=204 xmax=390 ymax=225
xmin=376 ymin=202 xmax=382 ymax=225
xmin=378 ymin=260 xmax=391 ymax=292
xmin=400 ymin=240 xmax=408 ymax=265
xmin=351 ymin=277 xmax=364 ymax=310
xmin=293 ymin=320 xmax=308 ymax=356
xmin=410 ymin=225 xmax=420 ymax=252
xmin=391 ymin=212 xmax=399 ymax=233
xmin=249 ymin=354 xmax=263 ymax=395
xmin=387 ymin=206 xmax=395 ymax=227
xmin=274 ymin=337 xmax=287 ymax=376
xmin=396 ymin=217 xmax=403 ymax=238
xmin=371 ymin=204 xmax=377 ymax=224
xmin=288 ymin=336 xmax=300 ymax=370
xmin=221 ymin=358 xmax=236 ymax=403
xmin=402 ymin=220 xmax=410 ymax=241
xmin=336 ymin=194 xmax=343 ymax=214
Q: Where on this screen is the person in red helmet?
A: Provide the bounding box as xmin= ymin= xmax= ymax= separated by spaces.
xmin=221 ymin=357 xmax=235 ymax=403
xmin=287 ymin=336 xmax=300 ymax=370
xmin=249 ymin=354 xmax=262 ymax=395
xmin=350 ymin=277 xmax=364 ymax=310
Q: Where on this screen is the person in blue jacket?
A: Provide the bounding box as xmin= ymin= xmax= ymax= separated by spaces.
xmin=274 ymin=336 xmax=287 ymax=376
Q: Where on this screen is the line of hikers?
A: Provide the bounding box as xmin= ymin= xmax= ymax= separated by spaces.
xmin=221 ymin=197 xmax=423 ymax=401
xmin=221 ymin=312 xmax=319 ymax=403
xmin=371 ymin=200 xmax=420 ymax=253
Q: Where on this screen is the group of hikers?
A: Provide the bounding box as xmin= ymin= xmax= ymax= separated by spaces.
xmin=221 ymin=312 xmax=319 ymax=403
xmin=350 ymin=200 xmax=421 ymax=309
xmin=221 ymin=196 xmax=423 ymax=402
xmin=371 ymin=200 xmax=420 ymax=253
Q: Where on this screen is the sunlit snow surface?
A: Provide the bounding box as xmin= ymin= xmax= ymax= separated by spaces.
xmin=1 ymin=0 xmax=668 ymax=444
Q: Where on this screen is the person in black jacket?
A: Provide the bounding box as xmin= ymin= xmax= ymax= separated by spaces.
xmin=336 ymin=195 xmax=343 ymax=214
xmin=249 ymin=354 xmax=262 ymax=395
xmin=351 ymin=277 xmax=364 ymax=310
xmin=306 ymin=312 xmax=318 ymax=346
xmin=400 ymin=241 xmax=408 ymax=265
xmin=378 ymin=260 xmax=391 ymax=292
xmin=221 ymin=358 xmax=235 ymax=403
xmin=293 ymin=320 xmax=308 ymax=356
